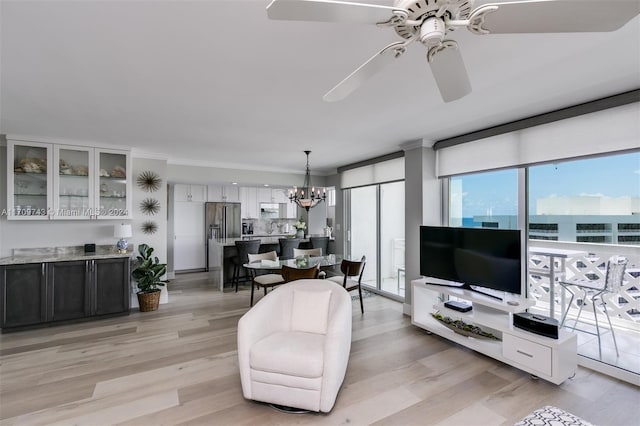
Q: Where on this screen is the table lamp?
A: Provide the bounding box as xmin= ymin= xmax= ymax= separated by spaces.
xmin=114 ymin=223 xmax=132 ymax=253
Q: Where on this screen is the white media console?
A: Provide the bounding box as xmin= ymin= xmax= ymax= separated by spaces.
xmin=411 ymin=278 xmax=577 ymax=385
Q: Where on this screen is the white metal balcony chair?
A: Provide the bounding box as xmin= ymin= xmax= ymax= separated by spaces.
xmin=559 ymin=255 xmax=627 ymax=357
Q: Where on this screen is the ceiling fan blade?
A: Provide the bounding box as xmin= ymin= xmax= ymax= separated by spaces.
xmin=323 ymin=41 xmax=407 ymax=102
xmin=427 ymin=41 xmax=471 ymax=103
xmin=470 ymin=0 xmax=640 ymax=34
xmin=266 ymin=0 xmax=405 ymax=25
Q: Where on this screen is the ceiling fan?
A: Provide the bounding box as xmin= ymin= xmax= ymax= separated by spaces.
xmin=266 ymin=0 xmax=640 ymax=103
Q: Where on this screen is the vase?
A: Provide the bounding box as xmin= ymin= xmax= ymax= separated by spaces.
xmin=296 ymin=229 xmax=304 ymax=238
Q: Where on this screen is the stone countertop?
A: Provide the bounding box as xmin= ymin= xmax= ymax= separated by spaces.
xmin=215 ymin=236 xmax=334 ymax=247
xmin=216 ymin=237 xmax=305 ymax=247
xmin=0 ymin=245 xmax=133 ymax=265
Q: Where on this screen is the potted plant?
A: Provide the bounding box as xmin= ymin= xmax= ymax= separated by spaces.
xmin=132 ymin=243 xmax=167 ymax=312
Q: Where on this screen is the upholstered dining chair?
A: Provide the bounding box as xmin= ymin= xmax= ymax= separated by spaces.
xmin=293 ymin=247 xmax=322 ymax=257
xmin=310 ymin=236 xmax=330 ymax=255
xmin=232 ymin=239 xmax=261 ymax=292
xmin=247 ymin=251 xmax=285 ymax=307
xmin=328 ymin=256 xmax=366 ymax=313
xmin=279 ymin=238 xmax=301 ymax=259
xmin=559 ymin=255 xmax=628 ymax=357
xmin=281 ymin=264 xmax=320 ymax=283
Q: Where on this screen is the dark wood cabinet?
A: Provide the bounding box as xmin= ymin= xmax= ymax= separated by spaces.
xmin=48 ymin=260 xmax=91 ymax=322
xmin=94 ymin=258 xmax=130 ymax=315
xmin=1 ymin=257 xmax=130 ymax=331
xmin=1 ymin=263 xmax=47 ymax=328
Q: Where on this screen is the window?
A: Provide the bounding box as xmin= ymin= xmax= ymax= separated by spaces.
xmin=449 ymin=169 xmax=518 ymax=229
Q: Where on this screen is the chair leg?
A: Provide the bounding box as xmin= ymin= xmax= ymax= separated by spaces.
xmin=592 ymin=297 xmax=603 ymax=359
xmin=250 ymin=282 xmax=255 ymax=307
xmin=570 ymin=288 xmax=587 ymax=332
xmin=600 ymin=297 xmax=619 ymax=357
xmin=233 ymin=265 xmax=239 ymax=292
xmin=559 ymin=287 xmax=576 ymax=328
xmin=358 ymin=285 xmax=364 ymax=314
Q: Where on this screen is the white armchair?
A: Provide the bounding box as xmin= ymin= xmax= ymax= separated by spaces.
xmin=237 ymin=279 xmax=352 ymax=413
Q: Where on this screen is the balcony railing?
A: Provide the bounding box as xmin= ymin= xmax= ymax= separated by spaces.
xmin=528 ymin=240 xmax=640 ymax=327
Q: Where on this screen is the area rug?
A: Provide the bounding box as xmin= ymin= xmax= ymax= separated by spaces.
xmin=514 ymin=406 xmax=594 ymax=426
xmin=351 ymin=290 xmax=375 ymax=301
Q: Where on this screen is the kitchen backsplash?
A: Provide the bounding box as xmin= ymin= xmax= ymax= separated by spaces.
xmin=242 ymin=218 xmax=298 ymax=235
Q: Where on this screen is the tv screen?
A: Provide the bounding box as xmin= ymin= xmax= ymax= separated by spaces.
xmin=420 ymin=226 xmax=522 ymax=296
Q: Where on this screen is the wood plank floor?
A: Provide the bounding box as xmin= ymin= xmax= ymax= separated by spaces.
xmin=1 ymin=272 xmax=638 ymax=425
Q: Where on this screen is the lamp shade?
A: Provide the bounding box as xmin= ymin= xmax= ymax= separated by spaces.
xmin=114 ymin=223 xmax=132 ymax=239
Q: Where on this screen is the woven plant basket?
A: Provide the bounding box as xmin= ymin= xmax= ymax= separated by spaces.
xmin=137 ymin=290 xmax=161 ymax=312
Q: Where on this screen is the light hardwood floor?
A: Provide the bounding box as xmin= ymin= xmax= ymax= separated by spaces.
xmin=1 ymin=272 xmax=638 ymax=426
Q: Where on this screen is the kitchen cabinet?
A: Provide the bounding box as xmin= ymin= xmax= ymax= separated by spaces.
xmin=240 ymin=186 xmax=258 ymax=219
xmin=258 ymin=187 xmax=273 ymax=203
xmin=7 ymin=139 xmax=131 ymax=220
xmin=174 ymin=184 xmax=206 ymax=202
xmin=207 ymin=184 xmax=240 ymax=202
xmin=173 ymin=201 xmax=206 ymax=271
xmin=0 ymin=257 xmax=130 ymax=330
xmin=0 ymin=263 xmax=47 ymax=328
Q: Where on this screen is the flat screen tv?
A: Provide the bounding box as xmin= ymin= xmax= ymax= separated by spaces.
xmin=420 ymin=226 xmax=522 ymax=300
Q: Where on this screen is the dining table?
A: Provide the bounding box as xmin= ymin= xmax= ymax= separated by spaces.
xmin=243 ymin=254 xmax=344 ymax=272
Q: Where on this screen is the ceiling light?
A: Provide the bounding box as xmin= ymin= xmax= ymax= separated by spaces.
xmin=289 ymin=151 xmax=326 ymax=212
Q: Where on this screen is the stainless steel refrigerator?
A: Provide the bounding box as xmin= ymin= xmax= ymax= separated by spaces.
xmin=206 ymin=202 xmax=241 ymax=270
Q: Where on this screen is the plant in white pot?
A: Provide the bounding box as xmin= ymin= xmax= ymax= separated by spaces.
xmin=132 ymin=243 xmax=167 ymax=312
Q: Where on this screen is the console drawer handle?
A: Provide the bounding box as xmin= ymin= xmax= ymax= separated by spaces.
xmin=516 ymin=350 xmax=533 ymax=358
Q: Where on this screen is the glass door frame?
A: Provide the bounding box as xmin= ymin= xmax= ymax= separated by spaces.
xmin=343 ymin=180 xmax=405 ymax=302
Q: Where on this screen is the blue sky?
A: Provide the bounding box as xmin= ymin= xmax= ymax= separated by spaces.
xmin=454 ymin=152 xmax=640 ymax=216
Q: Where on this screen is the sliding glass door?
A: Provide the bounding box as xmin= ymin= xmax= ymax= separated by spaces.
xmin=346 ymin=181 xmax=405 ymax=298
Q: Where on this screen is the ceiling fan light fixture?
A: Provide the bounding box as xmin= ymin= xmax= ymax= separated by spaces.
xmin=419 ymin=17 xmax=446 ymax=46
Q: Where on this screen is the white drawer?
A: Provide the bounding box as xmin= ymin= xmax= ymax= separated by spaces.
xmin=503 ymin=333 xmax=552 ymax=376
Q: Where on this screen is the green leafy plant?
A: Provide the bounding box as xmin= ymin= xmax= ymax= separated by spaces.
xmin=132 ymin=243 xmax=168 ymax=294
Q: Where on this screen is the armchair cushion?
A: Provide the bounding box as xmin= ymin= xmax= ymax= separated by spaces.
xmin=250 ymin=330 xmax=325 ymax=378
xmin=291 ymin=289 xmax=332 ymax=334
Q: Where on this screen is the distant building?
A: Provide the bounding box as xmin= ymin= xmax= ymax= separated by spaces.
xmin=471 ymin=196 xmax=640 ymax=245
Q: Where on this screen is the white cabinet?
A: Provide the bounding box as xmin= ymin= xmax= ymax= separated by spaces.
xmin=411 ymin=279 xmax=577 ymax=384
xmin=7 ymin=139 xmax=131 ymax=220
xmin=240 ymin=187 xmax=258 ymax=219
xmin=173 ymin=199 xmax=206 ymax=271
xmin=7 ymin=140 xmax=52 ymax=220
xmin=174 ymin=184 xmax=206 ymax=202
xmin=258 ymin=187 xmax=273 ymax=203
xmin=207 ymin=184 xmax=240 ymax=202
xmin=94 ymin=148 xmax=132 ymax=219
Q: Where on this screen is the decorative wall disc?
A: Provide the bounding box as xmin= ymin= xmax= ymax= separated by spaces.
xmin=141 ymin=221 xmax=158 ymax=234
xmin=137 ymin=171 xmax=162 ymax=192
xmin=140 ymin=198 xmax=160 ymax=215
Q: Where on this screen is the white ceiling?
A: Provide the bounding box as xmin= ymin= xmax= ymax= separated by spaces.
xmin=1 ymin=0 xmax=639 ymax=175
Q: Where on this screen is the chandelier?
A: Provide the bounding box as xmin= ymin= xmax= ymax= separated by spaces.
xmin=289 ymin=150 xmax=326 ymax=211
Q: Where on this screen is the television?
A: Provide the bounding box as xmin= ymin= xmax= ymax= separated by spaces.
xmin=420 ymin=226 xmax=522 ymax=300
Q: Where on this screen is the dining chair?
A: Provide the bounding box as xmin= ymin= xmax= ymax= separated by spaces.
xmin=559 ymin=255 xmax=627 ymax=357
xmin=247 ymin=251 xmax=285 ymax=306
xmin=232 ymin=240 xmax=261 ymax=292
xmin=310 ymin=236 xmax=330 ymax=255
xmin=279 ymin=238 xmax=301 ymax=259
xmin=328 ymin=256 xmax=366 ymax=313
xmin=281 ymin=264 xmax=320 ymax=283
xmin=293 ymin=247 xmax=322 ymax=257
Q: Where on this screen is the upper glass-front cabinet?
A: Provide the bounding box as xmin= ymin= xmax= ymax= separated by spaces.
xmin=7 ymin=140 xmax=131 ymax=220
xmin=95 ymin=149 xmax=131 ymax=219
xmin=54 ymin=145 xmax=94 ymax=219
xmin=8 ymin=141 xmax=53 ymax=219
